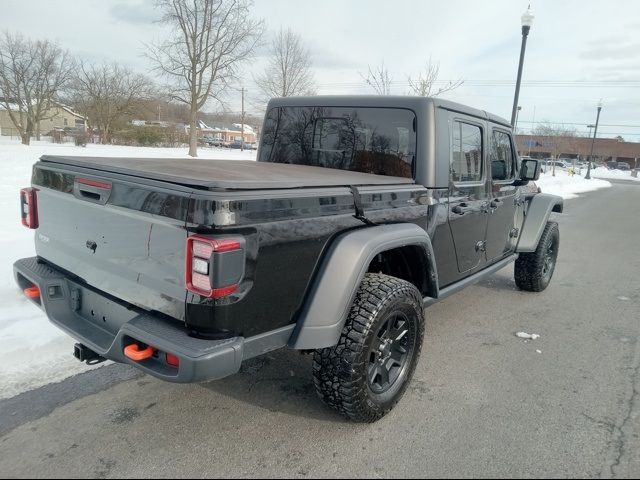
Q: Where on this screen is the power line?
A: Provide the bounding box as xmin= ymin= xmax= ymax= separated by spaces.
xmin=315 ymin=79 xmax=640 ymax=88
xmin=518 ymin=120 xmax=640 ymax=128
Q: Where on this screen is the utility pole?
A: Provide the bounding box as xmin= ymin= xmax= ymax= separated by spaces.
xmin=240 ymin=87 xmax=245 ymax=152
xmin=585 ymin=100 xmax=603 ymax=180
xmin=528 ymin=105 xmax=536 ymax=157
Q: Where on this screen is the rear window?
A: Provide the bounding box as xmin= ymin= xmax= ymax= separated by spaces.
xmin=258 ymin=106 xmax=417 ymax=178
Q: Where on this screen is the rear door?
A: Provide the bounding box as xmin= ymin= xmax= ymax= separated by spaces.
xmin=447 ymin=118 xmax=490 ymax=274
xmin=33 ymin=165 xmax=191 ymax=321
xmin=485 ymin=128 xmax=519 ymax=262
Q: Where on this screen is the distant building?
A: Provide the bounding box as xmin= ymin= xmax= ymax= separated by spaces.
xmin=197 ymin=120 xmax=257 ymax=144
xmin=0 ymin=100 xmax=86 ymax=137
xmin=515 ymin=134 xmax=640 ymax=167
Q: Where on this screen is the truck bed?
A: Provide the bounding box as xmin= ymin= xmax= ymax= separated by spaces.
xmin=39 ymin=156 xmax=414 ymax=190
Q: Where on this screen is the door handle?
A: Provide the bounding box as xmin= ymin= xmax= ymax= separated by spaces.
xmin=452 ymin=204 xmax=472 ymax=215
xmin=490 ymin=199 xmax=502 ymax=209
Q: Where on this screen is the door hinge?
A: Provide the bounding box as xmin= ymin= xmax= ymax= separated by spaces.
xmin=510 ymin=228 xmax=520 ymax=238
xmin=475 ymin=240 xmax=487 ymax=252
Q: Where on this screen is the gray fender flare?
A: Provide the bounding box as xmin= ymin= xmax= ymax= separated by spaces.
xmin=516 ymin=193 xmax=563 ymax=253
xmin=288 ymin=223 xmax=437 ymax=350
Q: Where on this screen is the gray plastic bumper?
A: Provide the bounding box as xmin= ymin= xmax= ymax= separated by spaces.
xmin=14 ymin=257 xmax=294 ymax=383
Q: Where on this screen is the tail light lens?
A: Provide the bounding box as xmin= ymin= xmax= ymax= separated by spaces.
xmin=20 ymin=188 xmax=38 ymax=229
xmin=185 ymin=236 xmax=244 ymax=298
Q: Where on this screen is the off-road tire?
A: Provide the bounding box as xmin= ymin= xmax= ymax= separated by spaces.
xmin=313 ymin=273 xmax=425 ymax=422
xmin=515 ymin=221 xmax=559 ymax=292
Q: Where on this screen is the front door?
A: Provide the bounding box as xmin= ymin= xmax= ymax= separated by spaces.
xmin=485 ymin=129 xmax=519 ymax=262
xmin=448 ymin=119 xmax=489 ymax=273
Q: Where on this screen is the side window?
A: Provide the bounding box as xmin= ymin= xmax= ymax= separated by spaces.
xmin=490 ymin=131 xmax=515 ymax=181
xmin=451 ymin=121 xmax=483 ymax=183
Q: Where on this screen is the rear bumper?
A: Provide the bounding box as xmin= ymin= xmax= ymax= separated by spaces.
xmin=14 ymin=257 xmax=293 ymax=383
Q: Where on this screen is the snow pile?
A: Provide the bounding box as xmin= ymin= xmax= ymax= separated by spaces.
xmin=591 ymin=167 xmax=640 ymax=182
xmin=0 ymin=138 xmax=256 ymax=399
xmin=516 ymin=332 xmax=540 ymax=340
xmin=536 ymin=170 xmax=612 ymax=200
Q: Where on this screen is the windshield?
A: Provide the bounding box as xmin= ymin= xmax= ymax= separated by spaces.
xmin=258 ymin=106 xmax=417 ymax=178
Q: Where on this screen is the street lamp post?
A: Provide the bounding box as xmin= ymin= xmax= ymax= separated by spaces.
xmin=585 ymin=100 xmax=603 ymax=180
xmin=515 ymin=106 xmax=522 ymax=134
xmin=511 ymin=5 xmax=535 ymax=128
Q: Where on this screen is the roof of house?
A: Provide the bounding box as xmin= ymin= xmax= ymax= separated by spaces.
xmin=0 ymin=98 xmax=85 ymax=120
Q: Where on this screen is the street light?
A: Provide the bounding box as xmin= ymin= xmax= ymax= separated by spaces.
xmin=585 ymin=99 xmax=603 ymax=180
xmin=511 ymin=5 xmax=535 ymax=127
xmin=515 ymin=106 xmax=522 ymax=133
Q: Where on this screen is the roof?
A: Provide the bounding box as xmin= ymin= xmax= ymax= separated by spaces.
xmin=266 ymin=95 xmax=511 ymax=128
xmin=59 ymin=104 xmax=86 ymax=120
xmin=0 ymin=99 xmax=86 ymax=120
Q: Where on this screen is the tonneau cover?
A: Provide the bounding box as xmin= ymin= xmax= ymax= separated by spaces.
xmin=39 ymin=156 xmax=414 ymax=190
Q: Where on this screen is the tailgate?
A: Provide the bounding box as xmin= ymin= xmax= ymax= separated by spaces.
xmin=33 ymin=165 xmax=190 ymax=321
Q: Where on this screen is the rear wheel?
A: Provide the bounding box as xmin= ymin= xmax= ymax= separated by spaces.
xmin=515 ymin=221 xmax=559 ymax=292
xmin=313 ymin=273 xmax=425 ymax=422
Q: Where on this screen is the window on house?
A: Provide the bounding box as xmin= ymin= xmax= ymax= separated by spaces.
xmin=451 ymin=121 xmax=483 ymax=183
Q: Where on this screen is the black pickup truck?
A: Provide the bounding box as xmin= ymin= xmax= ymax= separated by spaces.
xmin=15 ymin=96 xmax=562 ymax=422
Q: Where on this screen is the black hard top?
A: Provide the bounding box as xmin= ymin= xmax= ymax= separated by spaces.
xmin=268 ymin=95 xmax=512 ymax=128
xmin=39 ymin=155 xmax=414 ymax=190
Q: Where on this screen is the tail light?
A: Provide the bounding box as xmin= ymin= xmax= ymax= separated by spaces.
xmin=166 ymin=353 xmax=180 ymax=368
xmin=20 ymin=188 xmax=38 ymax=229
xmin=185 ymin=236 xmax=244 ymax=298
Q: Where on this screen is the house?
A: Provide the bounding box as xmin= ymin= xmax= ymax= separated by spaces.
xmin=0 ymin=100 xmax=86 ymax=137
xmin=197 ymin=120 xmax=257 ymax=144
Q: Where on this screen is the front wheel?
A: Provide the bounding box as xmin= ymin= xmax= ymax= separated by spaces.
xmin=515 ymin=221 xmax=560 ymax=292
xmin=313 ymin=273 xmax=425 ymax=422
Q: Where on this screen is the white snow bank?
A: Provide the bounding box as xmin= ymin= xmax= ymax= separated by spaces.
xmin=0 ymin=138 xmax=256 ymax=399
xmin=591 ymin=167 xmax=640 ymax=182
xmin=536 ymin=170 xmax=612 ymax=200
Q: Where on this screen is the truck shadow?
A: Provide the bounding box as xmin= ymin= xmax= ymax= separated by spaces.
xmin=475 ymin=271 xmax=518 ymax=292
xmin=198 ymin=349 xmax=344 ymax=422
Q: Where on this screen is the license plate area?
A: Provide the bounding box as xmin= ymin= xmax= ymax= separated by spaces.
xmin=72 ymin=283 xmax=138 ymax=335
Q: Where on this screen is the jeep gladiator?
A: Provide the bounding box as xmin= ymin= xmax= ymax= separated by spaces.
xmin=14 ymin=96 xmax=562 ymax=422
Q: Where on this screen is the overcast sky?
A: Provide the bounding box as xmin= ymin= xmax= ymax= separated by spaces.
xmin=2 ymin=0 xmax=639 ymax=139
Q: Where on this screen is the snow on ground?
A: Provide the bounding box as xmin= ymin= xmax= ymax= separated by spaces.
xmin=0 ymin=138 xmax=255 ymax=399
xmin=591 ymin=166 xmax=640 ymax=182
xmin=536 ymin=169 xmax=612 ymax=200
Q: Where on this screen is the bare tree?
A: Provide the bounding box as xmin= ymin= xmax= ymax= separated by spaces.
xmin=407 ymin=58 xmax=463 ymax=97
xmin=148 ymin=0 xmax=264 ymax=157
xmin=533 ymin=122 xmax=578 ymax=176
xmin=0 ymin=32 xmax=73 ymax=144
xmin=360 ymin=62 xmax=393 ymax=95
xmin=254 ymin=28 xmax=315 ymax=105
xmin=70 ymin=62 xmax=153 ymax=144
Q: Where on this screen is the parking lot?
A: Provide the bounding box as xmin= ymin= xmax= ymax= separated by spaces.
xmin=1 ymin=181 xmax=638 ymax=478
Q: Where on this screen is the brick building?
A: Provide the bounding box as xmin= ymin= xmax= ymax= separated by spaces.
xmin=515 ymin=134 xmax=640 ymax=167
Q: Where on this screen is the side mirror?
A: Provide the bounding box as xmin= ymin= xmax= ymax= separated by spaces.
xmin=519 ymin=158 xmax=541 ymax=182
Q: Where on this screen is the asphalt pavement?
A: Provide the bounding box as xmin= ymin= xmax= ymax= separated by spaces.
xmin=1 ymin=181 xmax=639 ymax=478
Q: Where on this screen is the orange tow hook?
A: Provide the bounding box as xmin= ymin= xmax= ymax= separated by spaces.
xmin=24 ymin=286 xmax=40 ymax=299
xmin=124 ymin=344 xmax=155 ymax=361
